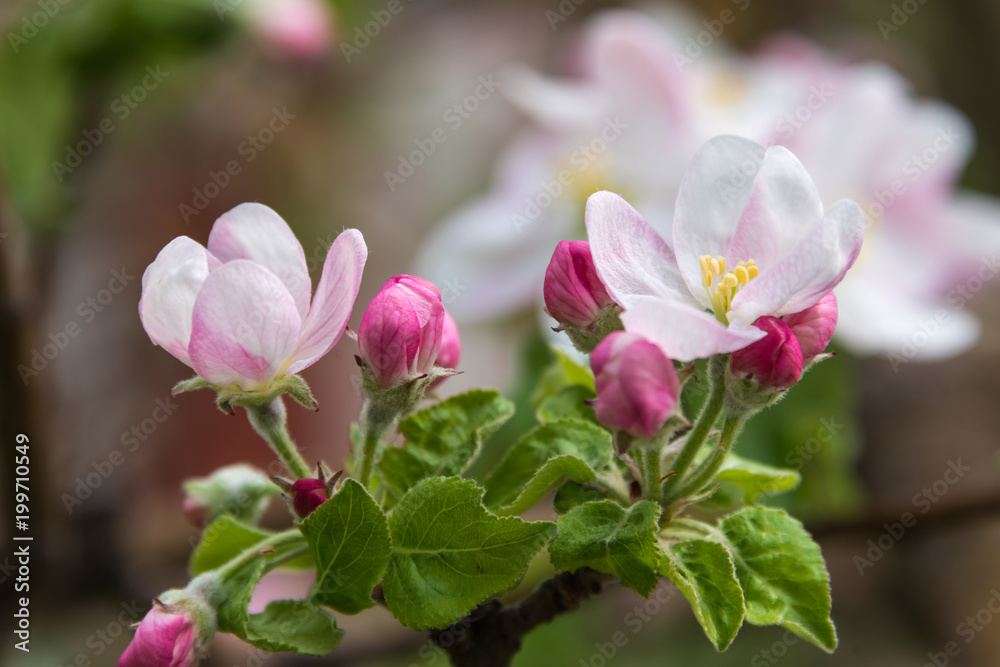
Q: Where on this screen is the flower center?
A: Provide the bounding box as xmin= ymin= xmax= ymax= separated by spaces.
xmin=699 ymin=255 xmax=759 ymax=324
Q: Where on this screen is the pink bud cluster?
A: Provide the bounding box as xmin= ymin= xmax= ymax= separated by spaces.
xmin=358 ymin=275 xmax=461 ymax=388
xmin=729 ymin=294 xmax=838 ymax=391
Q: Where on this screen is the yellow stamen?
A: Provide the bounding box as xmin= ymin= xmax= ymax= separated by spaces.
xmin=699 ymin=254 xmax=760 ymax=324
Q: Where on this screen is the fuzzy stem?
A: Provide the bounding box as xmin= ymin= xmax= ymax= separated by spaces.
xmin=215 ymin=528 xmax=305 ymax=581
xmin=668 ymin=412 xmax=745 ymax=504
xmin=642 ymin=449 xmax=662 ymax=503
xmin=661 ymin=354 xmax=727 ymax=497
xmin=245 ymin=398 xmax=312 ymax=479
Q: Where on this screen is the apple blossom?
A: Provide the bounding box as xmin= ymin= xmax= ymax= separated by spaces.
xmin=358 ymin=275 xmax=446 ymax=388
xmin=139 ymin=203 xmax=367 ymax=394
xmin=436 ymin=310 xmax=462 ymax=371
xmin=729 ymin=316 xmax=804 ymax=392
xmin=782 ymin=292 xmax=837 ymax=363
xmin=245 ymin=0 xmax=335 ymax=58
xmin=591 ymin=331 xmax=680 ymax=438
xmin=586 ymin=136 xmax=865 ymax=362
xmin=119 ymin=586 xmax=217 ymax=667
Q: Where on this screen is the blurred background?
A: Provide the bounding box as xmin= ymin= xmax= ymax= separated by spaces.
xmin=2 ymin=0 xmax=1000 ymax=665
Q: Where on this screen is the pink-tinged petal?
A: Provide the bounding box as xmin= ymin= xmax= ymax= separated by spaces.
xmin=621 ymin=295 xmax=765 ymax=362
xmin=581 ymin=10 xmax=690 ymax=127
xmin=138 ymin=237 xmax=219 ymax=368
xmin=119 ymin=605 xmax=198 ymax=667
xmin=436 ymin=310 xmax=461 ymax=369
xmin=673 ymin=135 xmax=768 ymax=304
xmin=782 ymin=293 xmax=837 ymax=361
xmin=207 ymin=203 xmax=311 ymax=320
xmin=730 ymin=316 xmax=803 ymax=391
xmin=358 ymin=276 xmax=444 ymax=387
xmin=544 ymin=240 xmax=614 ymax=329
xmin=730 ymin=198 xmax=865 ymax=322
xmin=585 ymin=191 xmax=688 ymax=307
xmin=591 ymin=331 xmax=680 ymax=438
xmin=286 ymin=229 xmax=367 ymax=374
xmin=724 ymin=145 xmax=825 ymax=268
xmin=834 ymin=280 xmax=981 ymax=360
xmin=189 ymin=261 xmax=302 ymax=388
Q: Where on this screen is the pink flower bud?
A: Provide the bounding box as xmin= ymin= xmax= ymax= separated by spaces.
xmin=781 ymin=293 xmax=838 ymax=362
xmin=591 ymin=332 xmax=680 ymax=438
xmin=358 ymin=275 xmax=445 ymax=388
xmin=544 ymin=240 xmax=616 ymax=330
xmin=729 ymin=317 xmax=803 ymax=391
xmin=436 ymin=310 xmax=461 ymax=370
xmin=118 ymin=602 xmax=199 ymax=667
xmin=290 ymin=478 xmax=328 ymax=517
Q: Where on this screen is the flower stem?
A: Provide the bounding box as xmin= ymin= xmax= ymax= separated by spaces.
xmin=245 ymin=398 xmax=312 ymax=479
xmin=357 ymin=425 xmax=385 ymax=490
xmin=667 ymin=412 xmax=745 ymax=504
xmin=641 ymin=448 xmax=662 ymax=503
xmin=661 ymin=354 xmax=727 ymax=497
xmin=215 ymin=528 xmax=306 ymax=581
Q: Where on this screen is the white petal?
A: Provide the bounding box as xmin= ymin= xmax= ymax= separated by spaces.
xmin=189 ymin=260 xmax=302 ymax=388
xmin=207 ymin=203 xmax=311 ymax=319
xmin=138 ymin=237 xmax=218 ymax=367
xmin=585 ymin=191 xmax=688 ymax=307
xmin=622 ymin=294 xmax=765 ymax=362
xmin=834 ymin=281 xmax=980 ymax=360
xmin=730 ymin=199 xmax=865 ymax=322
xmin=287 ymin=229 xmax=368 ymax=374
xmin=672 ymin=135 xmax=767 ymax=304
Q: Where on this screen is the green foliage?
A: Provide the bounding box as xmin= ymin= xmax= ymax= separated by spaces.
xmin=549 ymin=500 xmax=662 ymax=596
xmin=382 ymin=477 xmax=556 ymax=629
xmin=379 ymin=390 xmax=514 ymax=499
xmin=299 ymin=480 xmax=391 ymax=614
xmin=717 ymin=507 xmax=837 ymax=652
xmin=483 ymin=419 xmax=613 ymax=510
xmin=661 ymin=540 xmax=745 ymax=651
xmin=190 ymin=516 xmax=310 ymax=576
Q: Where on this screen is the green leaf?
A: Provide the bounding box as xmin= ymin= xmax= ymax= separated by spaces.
xmin=533 ymin=348 xmax=595 ymax=409
xmin=245 ymin=600 xmax=343 ymax=655
xmin=549 ymin=500 xmax=662 ymax=596
xmin=714 ymin=455 xmax=802 ymax=503
xmin=216 ymin=563 xmax=342 ymax=656
xmin=483 ymin=419 xmax=613 ymax=509
xmin=718 ymin=507 xmax=836 ymax=651
xmin=190 ymin=516 xmax=311 ymax=576
xmin=379 ymin=390 xmax=514 ymax=498
xmin=494 ymin=456 xmax=596 ymax=517
xmin=383 ymin=477 xmax=556 ymax=630
xmin=299 ymin=480 xmax=391 ymax=614
xmin=553 ymin=482 xmax=609 ymax=515
xmin=537 ymin=385 xmax=598 ymax=425
xmin=661 ymin=540 xmax=745 ymax=651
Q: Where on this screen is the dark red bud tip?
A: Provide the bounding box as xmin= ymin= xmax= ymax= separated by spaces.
xmin=291 ymin=478 xmax=329 ymax=517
